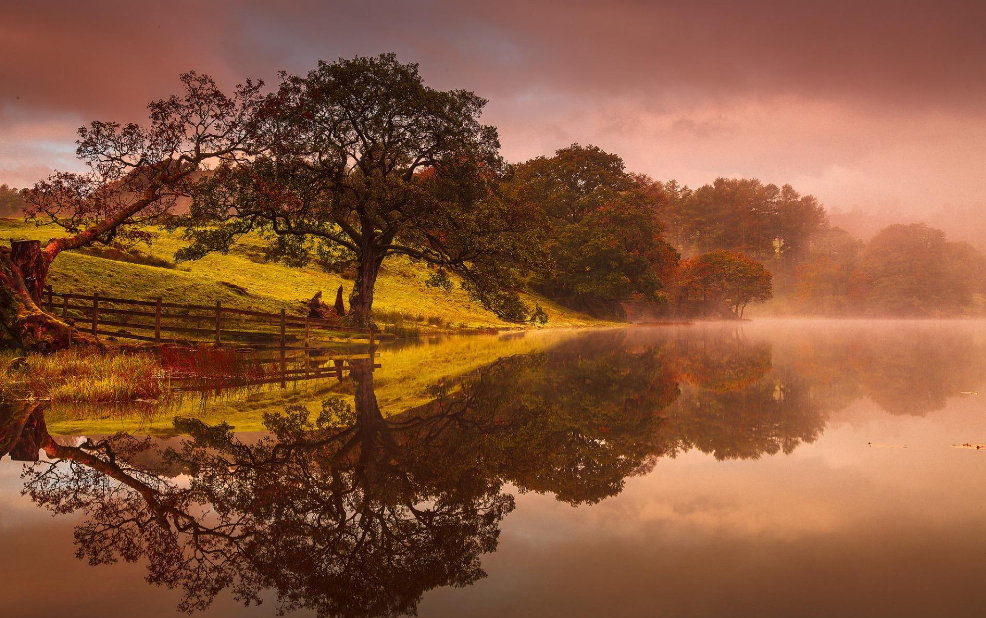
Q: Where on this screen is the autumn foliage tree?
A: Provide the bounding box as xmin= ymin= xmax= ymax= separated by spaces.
xmin=0 ymin=73 xmax=261 ymax=351
xmin=677 ymin=249 xmax=773 ymax=318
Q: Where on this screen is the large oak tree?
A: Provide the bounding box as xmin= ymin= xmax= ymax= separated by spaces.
xmin=177 ymin=54 xmax=545 ymax=328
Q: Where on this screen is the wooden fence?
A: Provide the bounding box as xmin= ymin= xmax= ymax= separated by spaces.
xmin=44 ymin=286 xmax=374 ymax=348
xmin=165 ymin=347 xmax=382 ymax=391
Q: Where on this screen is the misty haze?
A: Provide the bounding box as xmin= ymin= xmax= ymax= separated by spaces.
xmin=1 ymin=2 xmax=984 ymax=618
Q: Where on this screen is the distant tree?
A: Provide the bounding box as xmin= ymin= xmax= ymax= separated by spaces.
xmin=794 ymin=227 xmax=864 ymax=314
xmin=176 ymin=54 xmax=545 ymax=327
xmin=659 ymin=177 xmax=827 ymax=265
xmin=677 ymin=249 xmax=773 ymax=318
xmin=792 ymin=223 xmax=986 ymax=316
xmin=0 ymin=74 xmax=261 ymax=351
xmin=849 ymin=223 xmax=973 ymax=316
xmin=0 ymin=185 xmax=27 ymax=217
xmin=505 ymin=145 xmax=678 ymax=318
xmin=943 ymin=240 xmax=986 ymax=301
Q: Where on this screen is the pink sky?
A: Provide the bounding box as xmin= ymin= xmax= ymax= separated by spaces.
xmin=2 ymin=0 xmax=985 ymax=218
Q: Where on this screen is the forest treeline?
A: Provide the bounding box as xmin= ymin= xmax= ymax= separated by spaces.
xmin=468 ymin=147 xmax=986 ymax=319
xmin=647 ymin=177 xmax=986 ymax=317
xmin=0 ymin=185 xmax=26 ymax=218
xmin=3 ymin=54 xmax=983 ymax=351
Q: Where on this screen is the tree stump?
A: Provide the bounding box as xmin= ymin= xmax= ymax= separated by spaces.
xmin=308 ymin=291 xmax=329 ymax=319
xmin=10 ymin=239 xmax=47 ymax=305
xmin=334 ymin=285 xmax=346 ymax=317
xmin=0 ymin=403 xmax=48 ymax=462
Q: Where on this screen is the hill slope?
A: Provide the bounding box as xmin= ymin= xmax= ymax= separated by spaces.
xmin=0 ymin=219 xmax=604 ymax=330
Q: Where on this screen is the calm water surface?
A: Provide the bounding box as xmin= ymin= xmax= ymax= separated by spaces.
xmin=2 ymin=320 xmax=985 ymax=618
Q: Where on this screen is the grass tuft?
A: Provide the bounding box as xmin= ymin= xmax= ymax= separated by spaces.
xmin=3 ymin=348 xmax=168 ymax=403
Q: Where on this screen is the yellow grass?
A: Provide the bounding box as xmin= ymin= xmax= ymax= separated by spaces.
xmin=1 ymin=218 xmax=605 ymax=330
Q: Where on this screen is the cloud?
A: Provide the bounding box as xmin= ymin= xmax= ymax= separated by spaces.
xmin=1 ymin=0 xmax=984 ymax=215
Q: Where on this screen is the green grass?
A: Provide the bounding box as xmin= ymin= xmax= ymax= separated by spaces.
xmin=0 ymin=218 xmax=605 ymax=330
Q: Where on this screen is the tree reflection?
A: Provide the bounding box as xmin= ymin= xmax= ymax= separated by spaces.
xmin=3 ymin=343 xmax=683 ymax=618
xmin=7 ymin=325 xmax=968 ymax=616
xmin=845 ymin=328 xmax=986 ymax=416
xmin=12 ymin=366 xmax=515 ymax=617
xmin=778 ymin=326 xmax=986 ymax=417
xmin=412 ymin=335 xmax=680 ymax=504
xmin=665 ymin=333 xmax=824 ymax=460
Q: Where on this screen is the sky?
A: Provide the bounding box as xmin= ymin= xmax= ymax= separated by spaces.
xmin=2 ymin=0 xmax=985 ymax=219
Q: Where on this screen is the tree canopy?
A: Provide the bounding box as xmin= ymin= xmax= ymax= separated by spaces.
xmin=504 ymin=144 xmax=678 ymax=318
xmin=653 ymin=177 xmax=828 ymax=265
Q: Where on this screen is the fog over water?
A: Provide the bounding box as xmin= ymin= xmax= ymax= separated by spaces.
xmin=2 ymin=320 xmax=984 ymax=617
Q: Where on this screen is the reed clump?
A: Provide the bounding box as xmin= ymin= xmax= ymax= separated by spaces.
xmin=2 ymin=348 xmax=168 ymax=403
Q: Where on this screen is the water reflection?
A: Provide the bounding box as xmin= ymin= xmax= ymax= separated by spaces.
xmin=2 ymin=323 xmax=986 ymax=617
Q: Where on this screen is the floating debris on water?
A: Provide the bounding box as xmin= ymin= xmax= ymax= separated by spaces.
xmin=950 ymin=443 xmax=986 ymax=450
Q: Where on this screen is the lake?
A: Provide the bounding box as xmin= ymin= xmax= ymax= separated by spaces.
xmin=2 ymin=320 xmax=985 ymax=617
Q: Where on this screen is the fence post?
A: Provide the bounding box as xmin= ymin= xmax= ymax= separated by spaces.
xmin=280 ymin=348 xmax=287 ymax=389
xmin=280 ymin=308 xmax=286 ymax=348
xmin=91 ymin=292 xmax=99 ymax=336
xmin=45 ymin=285 xmax=53 ymax=311
xmin=304 ymin=316 xmax=310 ymax=349
xmin=215 ymin=301 xmax=222 ymax=347
xmin=155 ymin=297 xmax=162 ymax=344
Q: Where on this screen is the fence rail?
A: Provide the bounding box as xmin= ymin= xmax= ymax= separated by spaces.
xmin=165 ymin=348 xmax=382 ymax=392
xmin=45 ymin=286 xmax=374 ymax=348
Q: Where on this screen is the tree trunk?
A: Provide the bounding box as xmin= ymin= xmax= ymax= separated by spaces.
xmin=348 ymin=249 xmax=383 ymax=329
xmin=349 ymin=357 xmax=399 ymax=469
xmin=0 ymin=242 xmax=78 ymax=351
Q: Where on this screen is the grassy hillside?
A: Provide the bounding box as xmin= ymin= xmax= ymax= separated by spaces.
xmin=1 ymin=218 xmax=604 ymax=330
